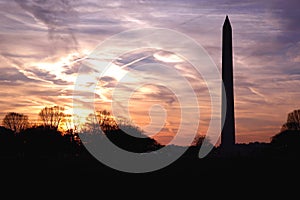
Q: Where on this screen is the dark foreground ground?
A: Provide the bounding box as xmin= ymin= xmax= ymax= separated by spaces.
xmin=1 ymin=149 xmax=299 ymax=199
xmin=1 ymin=146 xmax=299 ymax=180
xmin=1 ymin=128 xmax=299 ymax=197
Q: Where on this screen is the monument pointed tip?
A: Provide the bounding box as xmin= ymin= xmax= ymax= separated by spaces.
xmin=225 ymin=15 xmax=230 ymax=22
xmin=223 ymin=15 xmax=231 ymax=27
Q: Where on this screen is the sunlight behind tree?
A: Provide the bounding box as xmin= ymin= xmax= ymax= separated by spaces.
xmin=39 ymin=106 xmax=65 ymax=130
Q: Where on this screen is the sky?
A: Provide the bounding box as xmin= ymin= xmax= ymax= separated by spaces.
xmin=0 ymin=0 xmax=299 ymax=145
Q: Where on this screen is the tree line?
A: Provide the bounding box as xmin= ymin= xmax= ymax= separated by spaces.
xmin=2 ymin=106 xmax=66 ymax=133
xmin=0 ymin=105 xmax=164 ymax=159
xmin=0 ymin=106 xmax=300 ymax=161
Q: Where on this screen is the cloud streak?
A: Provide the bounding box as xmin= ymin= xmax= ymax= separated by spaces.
xmin=14 ymin=0 xmax=79 ymax=52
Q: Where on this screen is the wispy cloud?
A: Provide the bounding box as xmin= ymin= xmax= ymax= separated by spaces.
xmin=14 ymin=0 xmax=79 ymax=52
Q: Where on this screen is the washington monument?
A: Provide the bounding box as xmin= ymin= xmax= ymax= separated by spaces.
xmin=221 ymin=15 xmax=236 ymax=148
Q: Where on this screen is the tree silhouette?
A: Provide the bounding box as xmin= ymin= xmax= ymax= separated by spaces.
xmin=105 ymin=124 xmax=163 ymax=153
xmin=79 ymin=111 xmax=162 ymax=153
xmin=96 ymin=110 xmax=118 ymax=132
xmin=191 ymin=134 xmax=206 ymax=147
xmin=281 ymin=109 xmax=300 ymax=131
xmin=270 ymin=109 xmax=300 ymax=158
xmin=39 ymin=106 xmax=65 ymax=130
xmin=2 ymin=112 xmax=29 ymax=133
xmin=0 ymin=126 xmax=16 ymax=155
xmin=20 ymin=125 xmax=79 ymax=158
xmin=270 ymin=130 xmax=300 ymax=158
xmin=82 ymin=113 xmax=102 ymax=134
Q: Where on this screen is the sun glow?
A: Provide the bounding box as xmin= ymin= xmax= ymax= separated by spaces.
xmin=153 ymin=51 xmax=185 ymax=63
xmin=102 ymin=63 xmax=128 ymax=81
xmin=30 ymin=50 xmax=90 ymax=83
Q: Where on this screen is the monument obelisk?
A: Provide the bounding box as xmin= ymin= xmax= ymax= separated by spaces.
xmin=221 ymin=15 xmax=235 ymax=148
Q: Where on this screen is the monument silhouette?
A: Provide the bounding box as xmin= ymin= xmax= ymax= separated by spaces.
xmin=221 ymin=15 xmax=236 ymax=148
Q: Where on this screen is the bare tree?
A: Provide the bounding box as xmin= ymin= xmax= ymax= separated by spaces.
xmin=96 ymin=110 xmax=118 ymax=132
xmin=2 ymin=112 xmax=29 ymax=133
xmin=81 ymin=113 xmax=102 ymax=134
xmin=80 ymin=110 xmax=118 ymax=134
xmin=39 ymin=106 xmax=65 ymax=130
